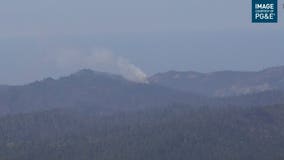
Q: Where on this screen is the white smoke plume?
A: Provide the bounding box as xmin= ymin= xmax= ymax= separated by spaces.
xmin=55 ymin=48 xmax=148 ymax=83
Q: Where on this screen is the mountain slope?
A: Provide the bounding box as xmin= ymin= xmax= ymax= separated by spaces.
xmin=149 ymin=66 xmax=284 ymax=97
xmin=0 ymin=69 xmax=205 ymax=116
xmin=1 ymin=68 xmax=284 ymax=116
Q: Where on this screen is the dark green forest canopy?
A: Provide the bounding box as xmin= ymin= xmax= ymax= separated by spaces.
xmin=0 ymin=104 xmax=284 ymax=160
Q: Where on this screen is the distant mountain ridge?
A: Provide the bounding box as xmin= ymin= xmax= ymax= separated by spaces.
xmin=0 ymin=69 xmax=205 ymax=116
xmin=149 ymin=66 xmax=284 ymax=97
xmin=1 ymin=67 xmax=284 ymax=116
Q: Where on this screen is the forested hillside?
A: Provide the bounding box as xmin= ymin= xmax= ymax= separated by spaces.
xmin=0 ymin=104 xmax=284 ymax=160
xmin=0 ymin=69 xmax=284 ymax=160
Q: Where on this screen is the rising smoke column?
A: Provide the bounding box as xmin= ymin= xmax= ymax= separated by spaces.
xmin=55 ymin=48 xmax=148 ymax=83
xmin=116 ymin=56 xmax=148 ymax=83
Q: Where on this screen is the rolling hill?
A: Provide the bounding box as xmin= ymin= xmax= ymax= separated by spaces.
xmin=0 ymin=69 xmax=205 ymax=116
xmin=149 ymin=66 xmax=284 ymax=97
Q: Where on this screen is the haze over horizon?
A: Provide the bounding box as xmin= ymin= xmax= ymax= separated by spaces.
xmin=0 ymin=0 xmax=284 ymax=84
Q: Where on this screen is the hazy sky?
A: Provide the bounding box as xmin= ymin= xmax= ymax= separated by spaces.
xmin=0 ymin=0 xmax=284 ymax=84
